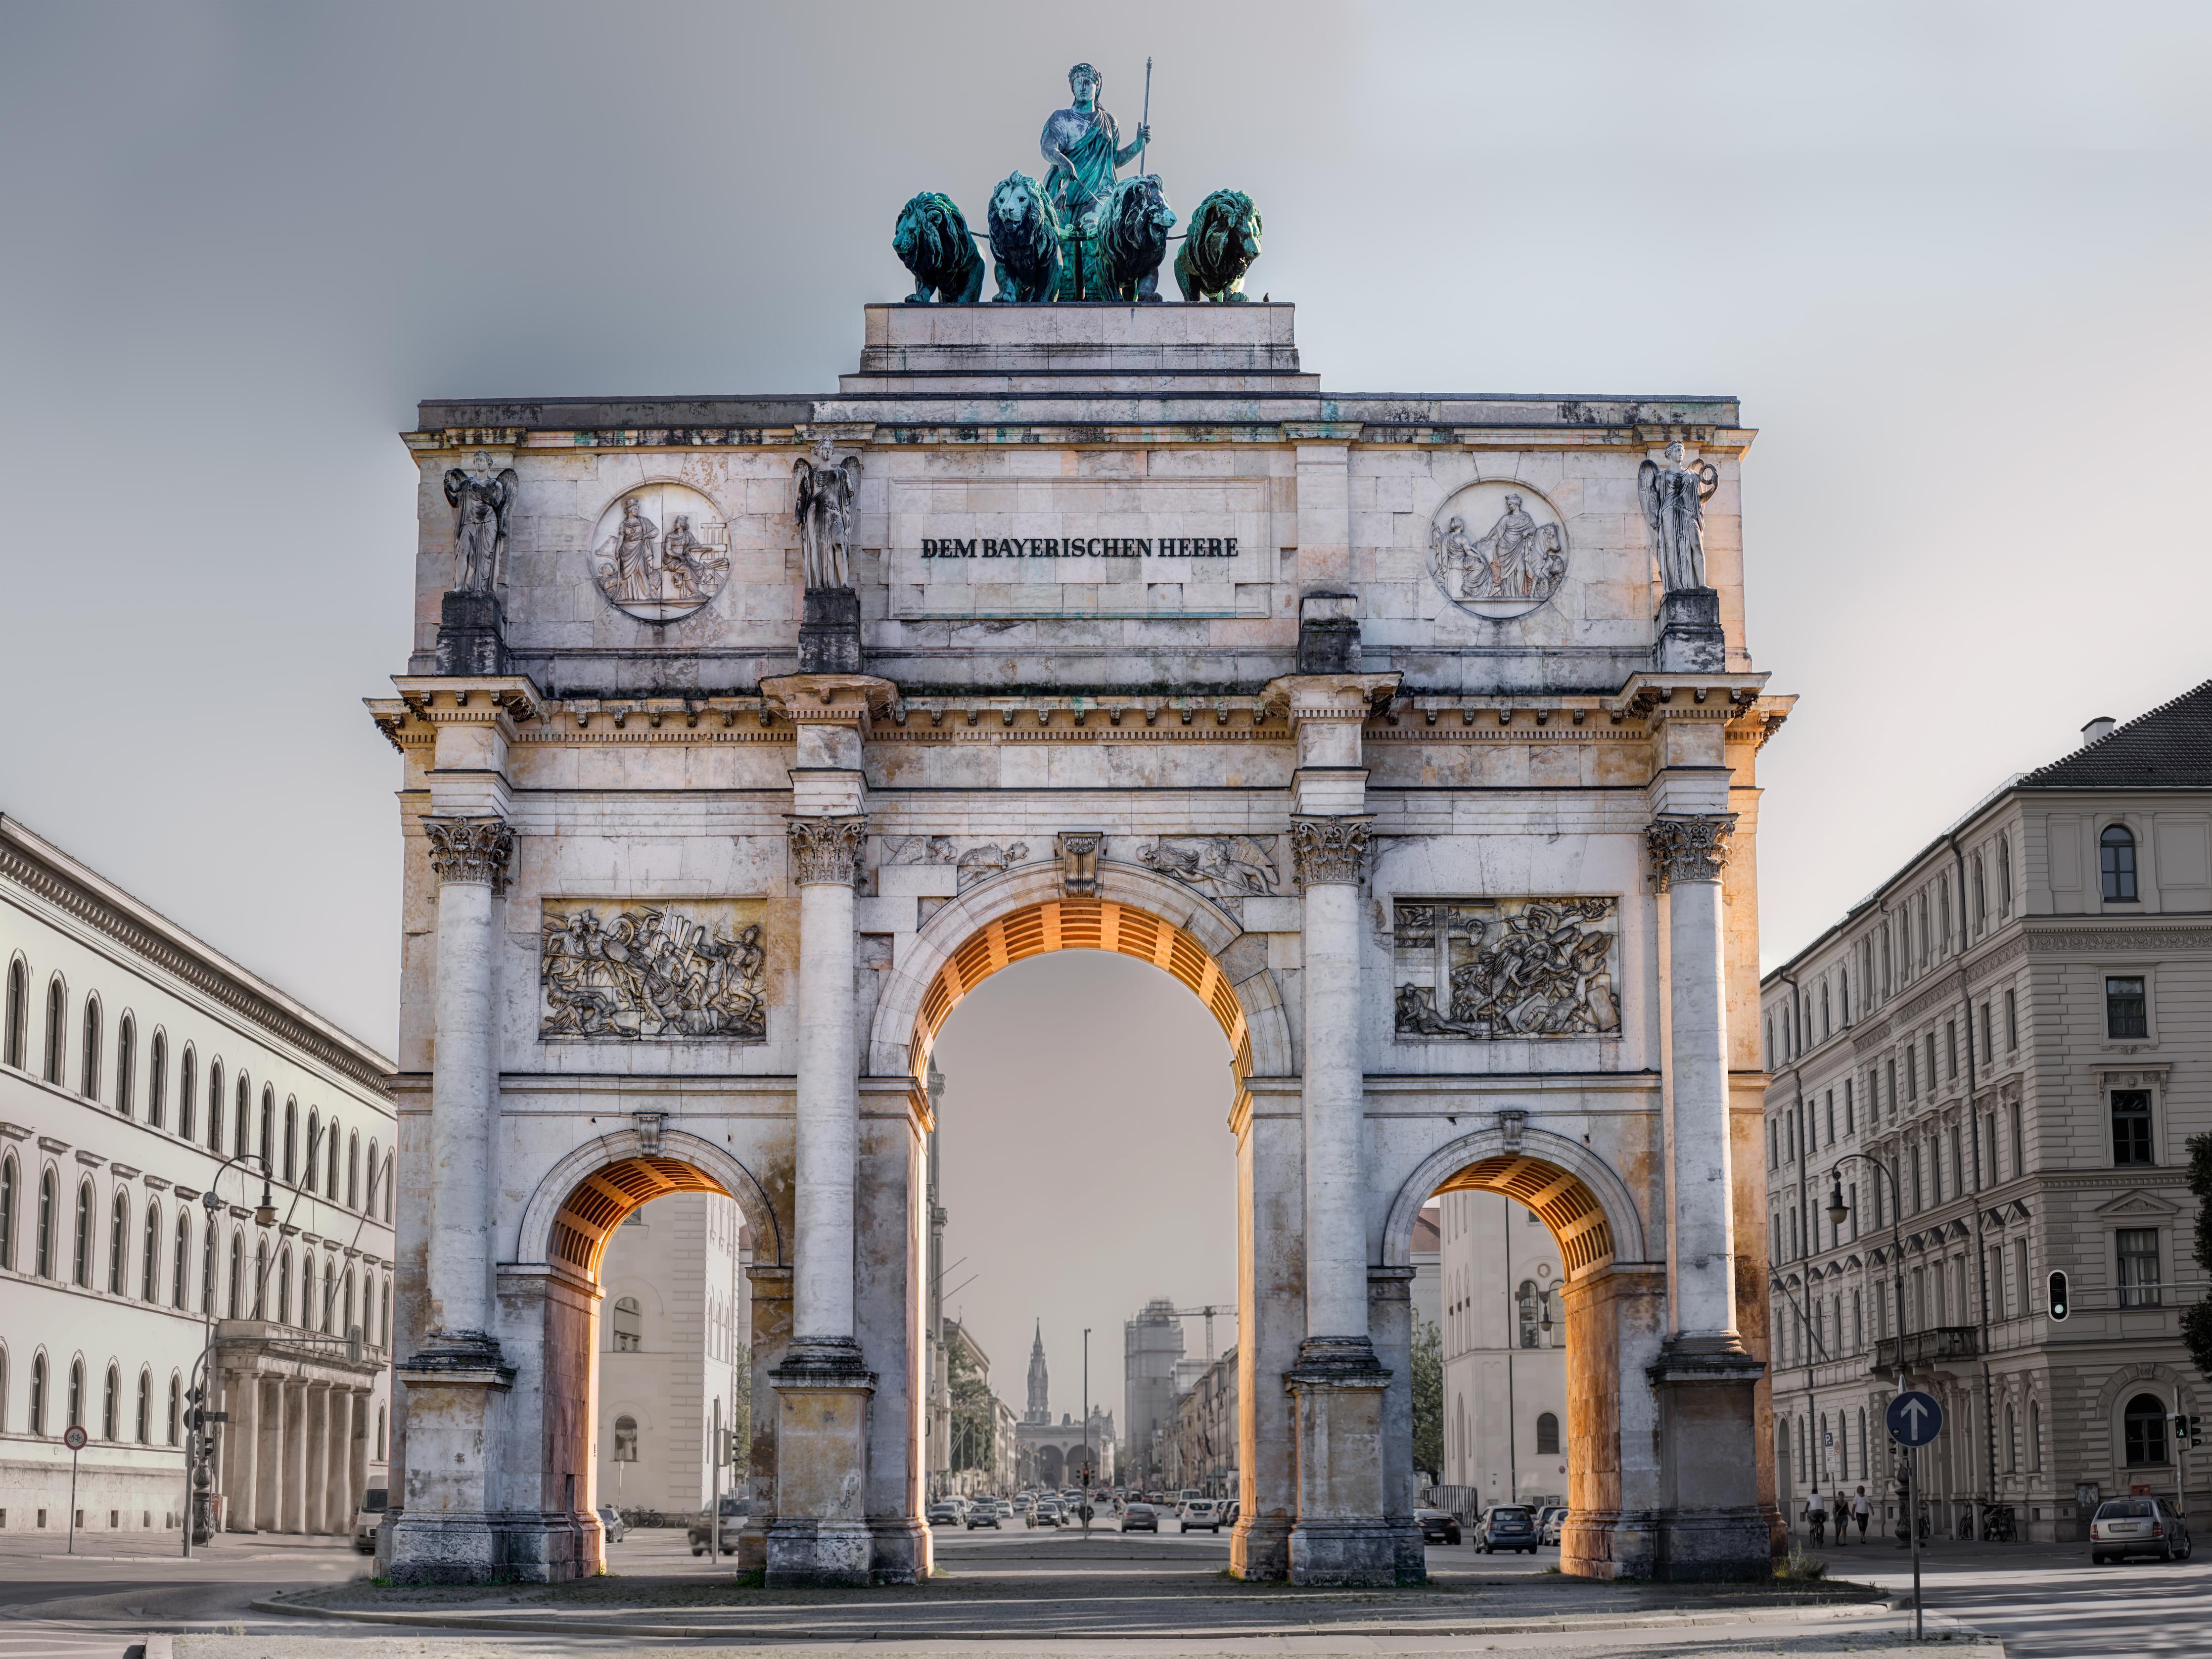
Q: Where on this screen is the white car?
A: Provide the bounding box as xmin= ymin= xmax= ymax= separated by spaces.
xmin=353 ymin=1486 xmax=388 ymax=1554
xmin=1181 ymin=1498 xmax=1223 ymax=1533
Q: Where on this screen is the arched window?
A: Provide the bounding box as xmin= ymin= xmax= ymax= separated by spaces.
xmin=2101 ymin=824 xmax=2138 ymax=902
xmin=343 ymin=1268 xmax=356 ymax=1335
xmin=1535 ymin=1411 xmax=1560 ymax=1456
xmin=363 ymin=1268 xmax=376 ymax=1344
xmin=321 ymin=1258 xmax=334 ymax=1332
xmin=102 ymin=1363 xmax=119 ymax=1440
xmin=45 ymin=975 xmax=67 ymax=1084
xmin=201 ymin=1221 xmax=215 ymax=1315
xmin=108 ymin=1191 xmax=128 ymax=1293
xmin=177 ymin=1045 xmax=196 ymax=1142
xmin=376 ymin=1404 xmax=388 ymax=1459
xmin=166 ymin=1373 xmax=182 ymax=1445
xmin=1820 ymin=984 xmax=1831 ymax=1041
xmin=277 ymin=1249 xmax=293 ymax=1327
xmin=365 ymin=1140 xmax=380 ymax=1215
xmin=116 ymin=1014 xmax=135 ymax=1115
xmin=30 ymin=1352 xmax=49 ymax=1434
xmin=612 ymin=1415 xmax=639 ymax=1461
xmin=383 ymin=1278 xmax=393 ymax=1345
xmin=227 ymin=1230 xmax=243 ymax=1319
xmin=0 ymin=1153 xmax=15 ymax=1271
xmin=347 ymin=1132 xmax=360 ymax=1210
xmin=173 ymin=1211 xmax=190 ymax=1308
xmin=1516 ymin=1281 xmax=1539 ymax=1350
xmin=3 ymin=957 xmax=25 ymax=1069
xmin=304 ymin=1110 xmax=319 ymax=1194
xmin=234 ymin=1073 xmax=250 ymax=1159
xmin=149 ymin=1030 xmax=167 ymax=1128
xmin=284 ymin=1099 xmax=298 ymax=1184
xmin=259 ymin=1087 xmax=274 ymax=1170
xmin=612 ymin=1296 xmax=643 ymax=1352
xmin=383 ymin=1154 xmax=395 ymax=1222
xmin=80 ymin=996 xmax=102 ymax=1100
xmin=73 ymin=1179 xmax=94 ymax=1287
xmin=37 ymin=1167 xmax=58 ymax=1278
xmin=2124 ymin=1393 xmax=2169 ymax=1465
xmin=68 ymin=1357 xmax=85 ymax=1429
xmin=2029 ymin=1399 xmax=2043 ymax=1471
xmin=141 ymin=1202 xmax=160 ymax=1301
xmin=2004 ymin=1402 xmax=2017 ymax=1472
xmin=1999 ymin=837 xmax=2013 ymax=913
xmin=206 ymin=1060 xmax=224 ymax=1153
xmin=326 ymin=1118 xmax=341 ymax=1196
xmin=253 ymin=1240 xmax=268 ymax=1319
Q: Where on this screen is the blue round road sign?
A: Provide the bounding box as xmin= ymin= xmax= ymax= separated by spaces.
xmin=1886 ymin=1390 xmax=1944 ymax=1447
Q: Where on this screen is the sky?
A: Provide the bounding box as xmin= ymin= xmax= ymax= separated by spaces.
xmin=3 ymin=2 xmax=2208 ymax=1418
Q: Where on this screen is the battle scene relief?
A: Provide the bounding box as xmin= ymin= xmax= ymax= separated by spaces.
xmin=1392 ymin=896 xmax=1620 ymax=1039
xmin=539 ymin=898 xmax=768 ymax=1040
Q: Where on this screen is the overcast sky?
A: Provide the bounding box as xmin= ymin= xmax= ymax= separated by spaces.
xmin=4 ymin=2 xmax=2207 ymax=1419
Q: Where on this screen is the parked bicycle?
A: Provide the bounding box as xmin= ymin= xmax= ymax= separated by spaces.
xmin=1980 ymin=1504 xmax=2017 ymax=1542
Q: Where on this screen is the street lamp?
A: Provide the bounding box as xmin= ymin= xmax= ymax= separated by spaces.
xmin=184 ymin=1151 xmax=278 ymax=1555
xmin=1828 ymin=1152 xmax=1913 ymax=1548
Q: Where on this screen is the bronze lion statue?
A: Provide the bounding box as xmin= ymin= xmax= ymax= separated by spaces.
xmin=1175 ymin=189 xmax=1262 ymax=303
xmin=892 ymin=191 xmax=984 ymax=305
xmin=985 ymin=172 xmax=1064 ymax=303
xmin=1094 ymin=174 xmax=1176 ymax=303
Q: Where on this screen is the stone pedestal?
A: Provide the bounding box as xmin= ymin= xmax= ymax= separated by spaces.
xmin=764 ymin=1337 xmax=876 ymax=1587
xmin=1647 ymin=1338 xmax=1772 ymax=1580
xmin=1653 ymin=587 xmax=1725 ymax=672
xmin=1285 ymin=1339 xmax=1401 ymax=1585
xmin=1296 ymin=591 xmax=1360 ymax=673
xmin=435 ymin=590 xmax=508 ymax=676
xmin=797 ymin=587 xmax=864 ymax=675
xmin=386 ymin=1335 xmax=516 ymax=1584
xmin=737 ymin=1263 xmax=793 ymax=1570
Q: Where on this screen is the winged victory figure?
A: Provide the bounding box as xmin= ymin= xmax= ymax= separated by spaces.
xmin=1635 ymin=440 xmax=1720 ymax=594
xmin=792 ymin=440 xmax=864 ymax=593
xmin=444 ymin=451 xmax=519 ymax=592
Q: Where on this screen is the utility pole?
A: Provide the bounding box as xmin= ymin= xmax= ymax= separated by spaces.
xmin=1082 ymin=1328 xmax=1092 ymax=1539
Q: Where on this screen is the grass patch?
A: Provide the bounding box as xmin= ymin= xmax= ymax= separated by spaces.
xmin=1775 ymin=1541 xmax=1828 ymax=1581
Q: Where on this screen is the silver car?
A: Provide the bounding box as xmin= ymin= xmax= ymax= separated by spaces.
xmin=2090 ymin=1495 xmax=2193 ymax=1564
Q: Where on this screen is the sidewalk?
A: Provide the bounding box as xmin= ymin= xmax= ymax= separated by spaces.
xmin=0 ymin=1525 xmax=361 ymax=1565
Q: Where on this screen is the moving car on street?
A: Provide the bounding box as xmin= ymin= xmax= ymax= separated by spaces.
xmin=1032 ymin=1499 xmax=1063 ymax=1527
xmin=1414 ymin=1506 xmax=1463 ymax=1546
xmin=1121 ymin=1502 xmax=1159 ymax=1532
xmin=1181 ymin=1498 xmax=1224 ymax=1533
xmin=354 ymin=1486 xmax=388 ymax=1554
xmin=925 ymin=1499 xmax=963 ymax=1528
xmin=1474 ymin=1504 xmax=1540 ymax=1554
xmin=967 ymin=1497 xmax=1003 ymax=1528
xmin=2090 ymin=1496 xmax=2193 ymax=1563
xmin=689 ymin=1492 xmax=749 ymax=1555
xmin=597 ymin=1505 xmax=628 ymax=1544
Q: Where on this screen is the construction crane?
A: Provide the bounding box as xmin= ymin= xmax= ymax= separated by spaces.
xmin=1170 ymin=1304 xmax=1236 ymax=1361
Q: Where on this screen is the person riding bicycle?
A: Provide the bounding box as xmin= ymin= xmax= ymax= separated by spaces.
xmin=1805 ymin=1486 xmax=1828 ymax=1547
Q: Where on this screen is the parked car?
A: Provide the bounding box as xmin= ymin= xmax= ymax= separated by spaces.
xmin=1221 ymin=1500 xmax=1240 ymax=1529
xmin=689 ymin=1492 xmax=749 ymax=1555
xmin=2090 ymin=1496 xmax=2194 ymax=1564
xmin=1121 ymin=1502 xmax=1159 ymax=1532
xmin=1033 ymin=1499 xmax=1063 ymax=1527
xmin=1538 ymin=1505 xmax=1569 ymax=1546
xmin=1474 ymin=1504 xmax=1539 ymax=1554
xmin=353 ymin=1486 xmax=389 ymax=1554
xmin=1182 ymin=1498 xmax=1224 ymax=1533
xmin=597 ymin=1505 xmax=628 ymax=1544
xmin=1414 ymin=1506 xmax=1463 ymax=1546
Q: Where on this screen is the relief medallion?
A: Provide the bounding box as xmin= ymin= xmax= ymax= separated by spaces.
xmin=589 ymin=483 xmax=732 ymax=623
xmin=1426 ymin=480 xmax=1570 ymax=620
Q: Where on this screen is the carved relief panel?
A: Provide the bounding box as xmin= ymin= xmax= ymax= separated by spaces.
xmin=1425 ymin=480 xmax=1570 ymax=620
xmin=1392 ymin=897 xmax=1620 ymax=1039
xmin=588 ymin=482 xmax=732 ymax=623
xmin=540 ymin=898 xmax=768 ymax=1041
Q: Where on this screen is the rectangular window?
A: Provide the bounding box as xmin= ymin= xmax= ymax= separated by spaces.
xmin=1825 ymin=1090 xmax=1835 ymax=1146
xmin=2111 ymin=1090 xmax=2154 ymax=1166
xmin=2014 ymin=1245 xmax=2028 ymax=1318
xmin=1911 ymin=1145 xmax=1924 ymax=1210
xmin=2005 ymin=988 xmax=2018 ymax=1050
xmin=2116 ymin=1228 xmax=2162 ymax=1308
xmin=1946 ymin=1022 xmax=1958 ymax=1081
xmin=1926 ymin=1033 xmax=1938 ymax=1093
xmin=1887 ymin=1058 xmax=1899 ymax=1119
xmin=2105 ymin=976 xmax=2148 ymax=1040
xmin=1906 ymin=1047 xmax=1919 ymax=1101
xmin=1844 ymin=1078 xmax=1854 ymax=1135
xmin=2010 ymin=1102 xmax=2024 ymax=1177
xmin=1950 ymin=1126 xmax=1964 ymax=1196
xmin=1979 ymin=1004 xmax=1991 ymax=1068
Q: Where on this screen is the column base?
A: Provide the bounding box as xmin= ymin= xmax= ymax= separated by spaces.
xmin=389 ymin=1332 xmax=515 ymax=1587
xmin=866 ymin=1515 xmax=931 ymax=1584
xmin=764 ymin=1337 xmax=876 ymax=1589
xmin=1285 ymin=1337 xmax=1409 ymax=1587
xmin=1290 ymin=1517 xmax=1403 ymax=1586
xmin=387 ymin=1512 xmax=503 ymax=1585
xmin=1647 ymin=1334 xmax=1777 ymax=1582
xmin=765 ymin=1519 xmax=873 ymax=1586
xmin=1231 ymin=1513 xmax=1293 ymax=1580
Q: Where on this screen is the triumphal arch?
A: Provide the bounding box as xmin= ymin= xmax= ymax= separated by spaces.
xmin=369 ymin=102 xmax=1792 ymax=1587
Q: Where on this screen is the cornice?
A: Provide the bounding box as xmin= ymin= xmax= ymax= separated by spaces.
xmin=0 ymin=826 xmax=394 ymax=1100
xmin=2025 ymin=923 xmax=2212 ymax=955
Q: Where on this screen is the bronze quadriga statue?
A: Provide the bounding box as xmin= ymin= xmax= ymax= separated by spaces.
xmin=1092 ymin=174 xmax=1176 ymax=302
xmin=1176 ymin=188 xmax=1262 ymax=303
xmin=892 ymin=190 xmax=985 ymax=304
xmin=986 ymin=172 xmax=1065 ymax=303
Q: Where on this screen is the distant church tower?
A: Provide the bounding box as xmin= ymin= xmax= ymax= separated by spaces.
xmin=1025 ymin=1320 xmax=1050 ymax=1425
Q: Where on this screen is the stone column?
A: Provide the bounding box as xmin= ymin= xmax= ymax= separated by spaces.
xmin=1644 ymin=813 xmax=1769 ymax=1579
xmin=1293 ymin=817 xmax=1373 ymax=1348
xmin=255 ymin=1377 xmax=282 ymax=1531
xmin=389 ymin=812 xmax=519 ymax=1582
xmin=281 ymin=1382 xmax=308 ymax=1533
xmin=349 ymin=1388 xmax=371 ymax=1531
xmin=225 ymin=1368 xmax=260 ymax=1533
xmin=1368 ymin=1268 xmax=1426 ymax=1582
xmin=768 ymin=812 xmax=876 ymax=1587
xmin=737 ymin=1262 xmax=793 ymax=1571
xmin=303 ymin=1384 xmax=329 ymax=1536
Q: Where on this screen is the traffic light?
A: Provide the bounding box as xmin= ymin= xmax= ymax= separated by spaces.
xmin=2047 ymin=1270 xmax=2069 ymax=1321
xmin=2178 ymin=1414 xmax=2205 ymax=1449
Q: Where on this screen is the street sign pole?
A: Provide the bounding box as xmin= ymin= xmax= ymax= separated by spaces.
xmin=1908 ymin=1446 xmax=1921 ymax=1640
xmin=63 ymin=1425 xmax=88 ymax=1555
xmin=1885 ymin=1389 xmax=1942 ymax=1643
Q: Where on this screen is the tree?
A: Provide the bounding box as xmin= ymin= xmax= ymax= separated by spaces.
xmin=1410 ymin=1317 xmax=1443 ymax=1481
xmin=2182 ymin=1132 xmax=2212 ymax=1381
xmin=730 ymin=1342 xmax=752 ymax=1476
xmin=949 ymin=1334 xmax=994 ymax=1473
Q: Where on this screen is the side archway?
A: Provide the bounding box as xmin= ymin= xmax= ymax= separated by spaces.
xmin=1380 ymin=1125 xmax=1650 ymax=1277
xmin=513 ymin=1126 xmax=785 ymax=1281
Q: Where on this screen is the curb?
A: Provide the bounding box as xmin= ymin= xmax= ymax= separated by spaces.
xmin=248 ymin=1595 xmax=1890 ymax=1642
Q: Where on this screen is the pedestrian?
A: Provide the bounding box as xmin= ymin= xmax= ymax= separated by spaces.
xmin=1805 ymin=1485 xmax=1828 ymax=1547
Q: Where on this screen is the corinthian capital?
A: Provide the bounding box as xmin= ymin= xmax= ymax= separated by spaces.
xmin=787 ymin=815 xmax=868 ymax=887
xmin=1645 ymin=813 xmax=1736 ymax=891
xmin=421 ymin=816 xmax=516 ymax=894
xmin=1289 ymin=816 xmax=1373 ymax=890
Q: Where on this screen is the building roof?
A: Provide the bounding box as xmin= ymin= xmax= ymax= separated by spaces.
xmin=2017 ymin=679 xmax=2212 ymax=790
xmin=0 ymin=812 xmax=395 ymax=1097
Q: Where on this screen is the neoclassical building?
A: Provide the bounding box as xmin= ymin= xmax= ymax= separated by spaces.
xmin=369 ymin=296 xmax=1794 ymax=1587
xmin=0 ymin=816 xmax=395 ymax=1541
xmin=1437 ymin=1189 xmax=1569 ymax=1510
xmin=1761 ymin=679 xmax=2212 ymax=1541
